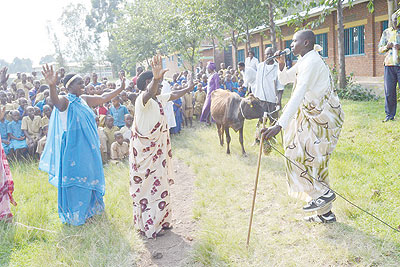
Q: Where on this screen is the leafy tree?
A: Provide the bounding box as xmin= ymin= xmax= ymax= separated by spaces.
xmin=59 ymin=3 xmax=98 ymax=63
xmin=39 ymin=55 xmax=56 ymax=65
xmin=46 ymin=22 xmax=67 ymax=69
xmin=288 ymin=0 xmax=374 ymax=89
xmin=85 ymin=0 xmax=123 ymax=43
xmin=8 ymin=58 xmax=33 ymax=73
xmin=113 ymin=0 xmax=165 ymax=71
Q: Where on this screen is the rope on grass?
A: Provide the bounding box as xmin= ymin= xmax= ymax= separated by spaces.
xmin=15 ymin=222 xmax=57 ymax=233
xmin=269 ymin=142 xmax=400 ymax=234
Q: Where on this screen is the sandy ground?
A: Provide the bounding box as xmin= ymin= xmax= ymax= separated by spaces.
xmin=137 ymin=159 xmax=197 ymax=267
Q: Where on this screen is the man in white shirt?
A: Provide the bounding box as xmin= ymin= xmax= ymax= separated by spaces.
xmin=245 ymin=50 xmax=259 ymax=71
xmin=238 ymin=62 xmax=256 ymax=94
xmin=253 ymin=47 xmax=284 ymax=144
xmin=262 ymin=30 xmax=344 ymax=223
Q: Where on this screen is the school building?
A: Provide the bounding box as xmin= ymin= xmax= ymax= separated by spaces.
xmin=231 ymin=0 xmax=391 ymax=79
xmin=163 ymin=0 xmax=391 ymax=84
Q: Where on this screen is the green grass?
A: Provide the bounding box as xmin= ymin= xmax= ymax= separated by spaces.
xmin=2 ymin=94 xmax=400 ymax=266
xmin=172 ymin=96 xmax=400 ymax=266
xmin=1 ymin=162 xmax=142 ymax=267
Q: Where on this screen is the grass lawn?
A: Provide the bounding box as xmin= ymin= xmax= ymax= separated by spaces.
xmin=1 ymin=93 xmax=400 ymax=266
xmin=172 ymin=96 xmax=400 ymax=266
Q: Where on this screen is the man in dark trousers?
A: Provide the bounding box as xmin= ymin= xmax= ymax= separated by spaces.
xmin=378 ymin=13 xmax=400 ymax=122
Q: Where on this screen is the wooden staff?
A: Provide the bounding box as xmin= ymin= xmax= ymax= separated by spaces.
xmin=246 ymin=113 xmax=267 ymax=248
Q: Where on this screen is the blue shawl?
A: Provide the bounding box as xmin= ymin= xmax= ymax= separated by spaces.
xmin=39 ymin=94 xmax=105 ymax=195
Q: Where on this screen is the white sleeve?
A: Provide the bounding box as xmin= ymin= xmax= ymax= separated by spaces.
xmin=276 ymin=78 xmax=284 ymax=91
xmin=157 ymin=93 xmax=172 ymax=106
xmin=277 ymin=63 xmax=312 ymax=130
xmin=278 ymin=64 xmax=297 ymax=85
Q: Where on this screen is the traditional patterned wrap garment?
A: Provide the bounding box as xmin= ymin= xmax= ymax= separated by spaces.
xmin=277 ymin=50 xmax=344 ymax=211
xmin=130 ymin=93 xmax=174 ymax=238
xmin=39 ymin=94 xmax=105 ymax=225
xmin=0 ymin=137 xmax=16 ymax=221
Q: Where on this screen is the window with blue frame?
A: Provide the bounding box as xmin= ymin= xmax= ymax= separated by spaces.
xmin=265 ymin=43 xmax=272 ymax=49
xmin=177 ymin=54 xmax=183 ymax=67
xmin=315 ymin=33 xmax=328 ymax=57
xmin=382 ymin=20 xmax=389 ymax=33
xmin=250 ymin=46 xmax=260 ymax=60
xmin=285 ymin=40 xmax=297 ymax=60
xmin=344 ymin=25 xmax=365 ymax=56
xmin=237 ymin=49 xmax=245 ymax=63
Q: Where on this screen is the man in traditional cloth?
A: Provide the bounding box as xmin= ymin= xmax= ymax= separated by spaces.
xmin=200 ymin=62 xmax=220 ymax=124
xmin=378 ymin=13 xmax=400 ymax=122
xmin=39 ymin=64 xmax=126 ymax=226
xmin=253 ymin=47 xmax=284 ymax=145
xmin=130 ymin=55 xmax=194 ymax=238
xmin=0 ymin=67 xmax=16 ymax=222
xmin=262 ymin=30 xmax=344 ymax=223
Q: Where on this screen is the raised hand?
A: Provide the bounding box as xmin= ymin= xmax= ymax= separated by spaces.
xmin=41 ymin=64 xmax=58 ymax=87
xmin=0 ymin=67 xmax=9 ymax=85
xmin=151 ymin=55 xmax=168 ymax=80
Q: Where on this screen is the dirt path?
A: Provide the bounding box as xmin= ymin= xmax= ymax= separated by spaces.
xmin=137 ymin=159 xmax=197 ymax=267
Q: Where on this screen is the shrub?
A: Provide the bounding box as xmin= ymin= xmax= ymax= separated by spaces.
xmin=331 ymin=69 xmax=379 ymax=101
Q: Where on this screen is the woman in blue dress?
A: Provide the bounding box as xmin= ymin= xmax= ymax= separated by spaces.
xmin=39 ymin=65 xmax=125 ymax=226
xmin=170 ymin=97 xmax=183 ymax=134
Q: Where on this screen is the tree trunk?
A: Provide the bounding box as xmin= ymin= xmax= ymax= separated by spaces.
xmin=212 ymin=38 xmax=217 ymax=63
xmin=388 ymin=0 xmax=395 ymax=27
xmin=268 ymin=3 xmax=277 ymax=51
xmin=232 ymin=31 xmax=239 ymax=66
xmin=337 ymin=0 xmax=346 ymax=89
xmin=246 ymin=24 xmax=251 ymax=55
xmin=191 ymin=43 xmax=195 ymax=73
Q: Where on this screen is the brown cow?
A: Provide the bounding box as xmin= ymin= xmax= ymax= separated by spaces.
xmin=210 ymin=89 xmax=264 ymax=155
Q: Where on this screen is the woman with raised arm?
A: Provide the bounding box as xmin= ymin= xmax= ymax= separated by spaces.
xmin=130 ymin=55 xmax=194 ymax=238
xmin=39 ymin=65 xmax=125 ymax=226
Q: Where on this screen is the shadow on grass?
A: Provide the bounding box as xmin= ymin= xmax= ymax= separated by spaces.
xmin=322 ymin=222 xmax=400 ymax=265
xmin=0 ymin=221 xmax=16 ymax=266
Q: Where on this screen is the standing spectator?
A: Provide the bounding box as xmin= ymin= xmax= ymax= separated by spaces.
xmin=108 ymin=96 xmax=129 ymax=128
xmin=182 ymin=91 xmax=194 ymax=127
xmin=90 ymin=72 xmax=102 ymax=87
xmin=238 ymin=62 xmax=256 ymax=94
xmin=132 ymin=66 xmax=144 ymax=88
xmin=245 ymin=50 xmax=259 ymax=71
xmin=194 ymin=83 xmax=206 ymax=119
xmin=379 ymin=13 xmax=400 ymax=122
xmin=56 ymin=67 xmax=65 ymax=87
xmin=253 ymin=47 xmax=284 ymax=144
xmin=200 ymin=62 xmax=220 ymax=124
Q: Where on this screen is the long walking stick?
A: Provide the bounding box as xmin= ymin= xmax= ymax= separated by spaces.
xmin=246 ymin=113 xmax=267 ymax=248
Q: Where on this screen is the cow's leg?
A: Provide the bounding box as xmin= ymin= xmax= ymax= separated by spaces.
xmin=217 ymin=123 xmax=224 ymax=146
xmin=225 ymin=126 xmax=231 ymax=154
xmin=239 ymin=126 xmax=246 ymax=156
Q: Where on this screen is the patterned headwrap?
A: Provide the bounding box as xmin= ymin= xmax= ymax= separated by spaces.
xmin=207 ymin=61 xmax=216 ymax=71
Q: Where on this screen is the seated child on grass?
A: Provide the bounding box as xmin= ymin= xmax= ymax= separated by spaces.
xmin=103 ymin=115 xmax=119 ymax=159
xmin=21 ymin=106 xmax=42 ymax=156
xmin=119 ymin=114 xmax=133 ymax=143
xmin=7 ymin=110 xmax=28 ymax=159
xmin=36 ymin=124 xmax=48 ymax=156
xmin=110 ymin=131 xmax=129 ymax=163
